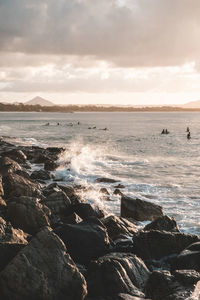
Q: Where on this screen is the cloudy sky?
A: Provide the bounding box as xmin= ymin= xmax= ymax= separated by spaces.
xmin=1 ymin=0 xmax=200 ymax=105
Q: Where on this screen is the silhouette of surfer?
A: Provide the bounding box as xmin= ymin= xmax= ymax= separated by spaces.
xmin=187 ymin=131 xmax=191 ymax=139
xmin=186 ymin=127 xmax=190 ymax=132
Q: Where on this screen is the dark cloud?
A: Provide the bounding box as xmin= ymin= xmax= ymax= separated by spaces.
xmin=0 ymin=0 xmax=200 ymax=67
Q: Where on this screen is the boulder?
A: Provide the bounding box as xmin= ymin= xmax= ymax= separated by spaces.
xmin=43 ymin=190 xmax=72 ymax=225
xmin=54 ymin=217 xmax=111 ymax=264
xmin=173 ymin=242 xmax=200 ymax=271
xmin=0 ymin=156 xmax=22 ymax=176
xmin=145 ymin=270 xmax=200 ymax=300
xmin=87 ymin=252 xmax=150 ymax=298
xmin=1 ymin=149 xmax=27 ymax=164
xmin=96 ymin=177 xmax=118 ymax=183
xmin=3 ymin=173 xmax=43 ymax=199
xmin=132 ymin=230 xmax=200 ymax=261
xmin=144 ymin=215 xmax=180 ymax=232
xmin=44 ymin=159 xmax=59 ymax=171
xmin=0 ymin=227 xmax=87 ymax=300
xmin=6 ymin=196 xmax=50 ymax=235
xmin=113 ymin=189 xmax=124 ymax=196
xmin=73 ymin=202 xmax=106 ymax=220
xmin=114 ymin=184 xmax=125 ymax=189
xmin=99 ymin=188 xmax=110 ymax=195
xmin=101 ymin=215 xmax=138 ymax=241
xmin=30 ymin=169 xmax=53 ymax=181
xmin=121 ymin=196 xmax=163 ymax=221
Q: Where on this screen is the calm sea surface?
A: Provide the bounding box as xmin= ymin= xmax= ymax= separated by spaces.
xmin=1 ymin=111 xmax=200 ymax=234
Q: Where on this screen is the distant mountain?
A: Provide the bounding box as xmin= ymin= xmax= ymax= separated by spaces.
xmin=183 ymin=99 xmax=200 ymax=108
xmin=25 ymin=96 xmax=54 ymax=106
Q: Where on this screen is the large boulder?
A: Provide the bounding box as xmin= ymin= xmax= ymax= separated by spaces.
xmin=0 ymin=227 xmax=87 ymax=300
xmin=0 ymin=156 xmax=22 ymax=176
xmin=121 ymin=196 xmax=163 ymax=221
xmin=1 ymin=149 xmax=27 ymax=164
xmin=87 ymin=252 xmax=150 ymax=298
xmin=173 ymin=242 xmax=200 ymax=272
xmin=42 ymin=190 xmax=72 ymax=225
xmin=3 ymin=173 xmax=43 ymax=199
xmin=54 ymin=217 xmax=111 ymax=264
xmin=101 ymin=215 xmax=138 ymax=241
xmin=73 ymin=202 xmax=106 ymax=220
xmin=144 ymin=215 xmax=180 ymax=232
xmin=145 ymin=270 xmax=200 ymax=300
xmin=6 ymin=196 xmax=50 ymax=235
xmin=30 ymin=169 xmax=53 ymax=181
xmin=132 ymin=230 xmax=200 ymax=261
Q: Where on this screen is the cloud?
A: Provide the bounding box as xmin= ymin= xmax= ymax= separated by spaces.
xmin=0 ymin=0 xmax=200 ymax=67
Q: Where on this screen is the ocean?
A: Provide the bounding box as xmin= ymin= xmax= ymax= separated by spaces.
xmin=0 ymin=111 xmax=200 ymax=234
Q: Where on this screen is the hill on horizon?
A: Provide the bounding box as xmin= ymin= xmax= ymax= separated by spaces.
xmin=182 ymin=99 xmax=200 ymax=108
xmin=25 ymin=96 xmax=55 ymax=106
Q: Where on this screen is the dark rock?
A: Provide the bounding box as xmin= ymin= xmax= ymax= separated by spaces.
xmin=144 ymin=215 xmax=180 ymax=232
xmin=132 ymin=230 xmax=200 ymax=261
xmin=1 ymin=149 xmax=27 ymax=164
xmin=3 ymin=173 xmax=43 ymax=199
xmin=114 ymin=184 xmax=125 ymax=189
xmin=173 ymin=269 xmax=200 ymax=286
xmin=100 ymin=188 xmax=110 ymax=195
xmin=0 ymin=176 xmax=4 ymax=197
xmin=121 ymin=195 xmax=163 ymax=221
xmin=6 ymin=196 xmax=50 ymax=235
xmin=44 ymin=159 xmax=59 ymax=171
xmin=0 ymin=156 xmax=22 ymax=176
xmin=15 ymin=169 xmax=31 ymax=179
xmin=96 ymin=177 xmax=118 ymax=183
xmin=43 ymin=190 xmax=72 ymax=225
xmin=87 ymin=252 xmax=150 ymax=298
xmin=74 ymin=203 xmax=106 ymax=220
xmin=63 ymin=212 xmax=82 ymax=225
xmin=173 ymin=242 xmax=200 ymax=271
xmin=54 ymin=217 xmax=111 ymax=265
xmin=101 ymin=215 xmax=138 ymax=241
xmin=0 ymin=227 xmax=87 ymax=300
xmin=145 ymin=270 xmax=200 ymax=300
xmin=113 ymin=189 xmax=124 ymax=196
xmin=31 ymin=169 xmax=53 ymax=180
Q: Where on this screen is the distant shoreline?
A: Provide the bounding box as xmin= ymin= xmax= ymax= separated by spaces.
xmin=1 ymin=103 xmax=200 ymax=112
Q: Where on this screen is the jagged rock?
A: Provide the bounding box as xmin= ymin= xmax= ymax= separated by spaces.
xmin=73 ymin=203 xmax=106 ymax=220
xmin=113 ymin=189 xmax=124 ymax=196
xmin=44 ymin=159 xmax=59 ymax=171
xmin=145 ymin=270 xmax=200 ymax=300
xmin=43 ymin=190 xmax=72 ymax=225
xmin=0 ymin=156 xmax=22 ymax=176
xmin=101 ymin=215 xmax=138 ymax=241
xmin=0 ymin=227 xmax=87 ymax=300
xmin=1 ymin=149 xmax=27 ymax=164
xmin=0 ymin=176 xmax=4 ymax=197
xmin=132 ymin=230 xmax=200 ymax=260
xmin=100 ymin=188 xmax=110 ymax=195
xmin=87 ymin=252 xmax=150 ymax=298
xmin=54 ymin=217 xmax=111 ymax=264
xmin=173 ymin=242 xmax=200 ymax=271
xmin=144 ymin=215 xmax=180 ymax=232
xmin=3 ymin=173 xmax=42 ymax=199
xmin=6 ymin=196 xmax=50 ymax=235
xmin=121 ymin=195 xmax=163 ymax=221
xmin=31 ymin=169 xmax=53 ymax=181
xmin=96 ymin=177 xmax=118 ymax=183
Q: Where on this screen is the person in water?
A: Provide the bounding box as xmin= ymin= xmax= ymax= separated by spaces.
xmin=187 ymin=131 xmax=191 ymax=139
xmin=161 ymin=129 xmax=165 ymax=134
xmin=186 ymin=127 xmax=190 ymax=132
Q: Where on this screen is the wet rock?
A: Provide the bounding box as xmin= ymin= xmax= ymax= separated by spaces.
xmin=121 ymin=195 xmax=163 ymax=221
xmin=100 ymin=188 xmax=110 ymax=195
xmin=173 ymin=241 xmax=200 ymax=272
xmin=44 ymin=159 xmax=59 ymax=171
xmin=1 ymin=149 xmax=27 ymax=164
xmin=0 ymin=227 xmax=87 ymax=300
xmin=0 ymin=156 xmax=22 ymax=176
xmin=144 ymin=215 xmax=180 ymax=232
xmin=63 ymin=212 xmax=82 ymax=225
xmin=6 ymin=196 xmax=50 ymax=235
xmin=3 ymin=173 xmax=43 ymax=199
xmin=0 ymin=176 xmax=4 ymax=197
xmin=43 ymin=190 xmax=72 ymax=225
xmin=74 ymin=203 xmax=106 ymax=220
xmin=31 ymin=169 xmax=53 ymax=181
xmin=145 ymin=270 xmax=200 ymax=300
xmin=96 ymin=177 xmax=118 ymax=183
xmin=101 ymin=215 xmax=138 ymax=241
xmin=114 ymin=184 xmax=125 ymax=189
xmin=54 ymin=217 xmax=111 ymax=265
xmin=113 ymin=189 xmax=124 ymax=196
xmin=87 ymin=252 xmax=150 ymax=298
xmin=132 ymin=230 xmax=200 ymax=261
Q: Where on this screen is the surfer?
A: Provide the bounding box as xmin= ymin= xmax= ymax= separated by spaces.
xmin=186 ymin=127 xmax=190 ymax=132
xmin=187 ymin=131 xmax=191 ymax=139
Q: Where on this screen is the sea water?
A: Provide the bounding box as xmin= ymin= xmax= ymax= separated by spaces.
xmin=1 ymin=111 xmax=200 ymax=234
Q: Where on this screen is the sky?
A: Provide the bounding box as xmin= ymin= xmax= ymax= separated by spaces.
xmin=1 ymin=0 xmax=200 ymax=105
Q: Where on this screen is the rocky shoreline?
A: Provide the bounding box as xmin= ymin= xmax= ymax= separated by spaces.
xmin=0 ymin=137 xmax=200 ymax=300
